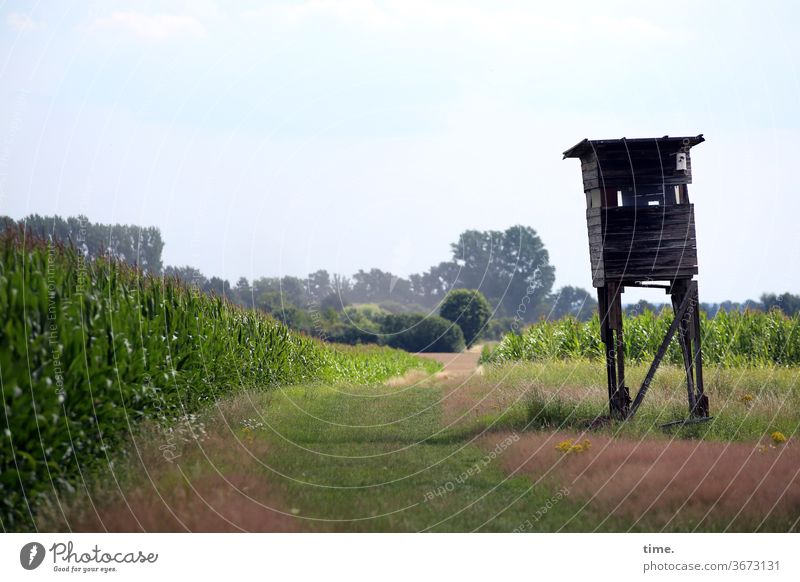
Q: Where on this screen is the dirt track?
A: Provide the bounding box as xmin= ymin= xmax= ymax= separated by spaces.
xmin=416 ymin=348 xmax=482 ymax=376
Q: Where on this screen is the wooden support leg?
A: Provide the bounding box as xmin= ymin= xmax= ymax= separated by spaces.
xmin=597 ymin=283 xmax=631 ymax=419
xmin=690 ymin=285 xmax=709 ymax=417
xmin=615 ymin=326 xmax=628 ymax=414
xmin=671 ymin=283 xmax=697 ymax=413
xmin=609 ymin=284 xmax=630 ymax=418
xmin=597 ymin=287 xmax=608 ymax=345
xmin=598 ymin=286 xmax=618 ymax=417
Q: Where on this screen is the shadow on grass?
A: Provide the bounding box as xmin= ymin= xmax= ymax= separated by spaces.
xmin=431 ymin=388 xmax=737 ymax=445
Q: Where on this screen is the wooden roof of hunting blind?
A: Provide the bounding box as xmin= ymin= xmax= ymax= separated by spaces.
xmin=563 ymin=135 xmax=705 ymax=189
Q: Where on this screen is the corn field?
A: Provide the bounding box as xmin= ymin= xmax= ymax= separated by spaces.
xmin=487 ymin=309 xmax=800 ymax=367
xmin=0 ymin=233 xmax=434 ymax=530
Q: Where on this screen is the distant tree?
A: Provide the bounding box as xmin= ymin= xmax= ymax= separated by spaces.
xmin=331 ymin=273 xmax=352 ymax=298
xmin=449 ymin=225 xmax=555 ymax=321
xmin=204 ymin=276 xmax=230 ymax=297
xmin=439 ymin=289 xmax=492 ymax=347
xmin=410 ymin=261 xmax=460 ymax=306
xmin=164 ymin=265 xmax=207 ymax=290
xmin=761 ymin=292 xmax=800 ymax=316
xmin=279 ymin=276 xmax=307 ymax=307
xmin=546 ymin=286 xmax=598 ymax=321
xmin=246 ymin=274 xmax=319 ymax=310
xmin=252 ymin=277 xmax=286 ymax=310
xmin=717 ymin=299 xmax=762 ymax=314
xmin=320 ymin=292 xmax=346 ymax=313
xmin=3 ymin=214 xmax=164 ymax=273
xmin=233 ymin=277 xmax=251 ymax=306
xmin=624 ymin=299 xmax=663 ymax=317
xmin=350 ymin=269 xmax=402 ymax=303
xmin=256 ymin=290 xmax=284 ymax=314
xmin=306 ymin=269 xmax=332 ymax=302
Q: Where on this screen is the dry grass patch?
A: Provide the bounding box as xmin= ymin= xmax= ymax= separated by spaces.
xmin=384 ymin=369 xmax=431 ymax=388
xmin=481 ymin=430 xmax=800 ymax=531
xmin=37 ymin=393 xmax=298 ymax=532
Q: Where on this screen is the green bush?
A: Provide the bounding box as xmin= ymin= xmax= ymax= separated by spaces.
xmin=0 ymin=234 xmax=434 ymax=530
xmin=324 ymin=323 xmax=380 ymax=345
xmin=439 ymin=289 xmax=492 ymax=347
xmin=382 ymin=313 xmax=465 ymax=353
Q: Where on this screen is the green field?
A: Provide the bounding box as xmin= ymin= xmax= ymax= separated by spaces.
xmin=38 ymin=357 xmax=800 ymax=532
xmin=485 ymin=310 xmax=800 ymax=367
xmin=0 ymin=234 xmax=437 ymax=530
xmin=41 ymin=379 xmax=582 ymax=532
xmin=4 ymin=234 xmax=799 ymax=533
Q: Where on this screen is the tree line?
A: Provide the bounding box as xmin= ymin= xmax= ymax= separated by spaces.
xmin=163 ymin=225 xmax=604 ymax=336
xmin=4 ymin=214 xmax=799 ymax=347
xmin=1 ymin=214 xmax=164 ymax=274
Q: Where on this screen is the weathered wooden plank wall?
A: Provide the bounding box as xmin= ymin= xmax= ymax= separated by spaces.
xmin=586 ymin=205 xmax=698 ymax=286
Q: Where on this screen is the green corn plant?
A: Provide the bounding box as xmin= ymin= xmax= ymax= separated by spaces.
xmin=0 ymin=232 xmax=436 ymax=530
xmin=488 ymin=308 xmax=800 ymax=367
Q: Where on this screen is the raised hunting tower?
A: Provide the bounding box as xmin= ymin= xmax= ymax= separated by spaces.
xmin=563 ymin=135 xmax=710 ymax=422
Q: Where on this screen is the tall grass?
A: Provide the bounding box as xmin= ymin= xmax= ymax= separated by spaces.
xmin=487 ymin=309 xmax=800 ymax=367
xmin=459 ymin=359 xmax=800 ymax=443
xmin=0 ymin=233 xmax=436 ymax=530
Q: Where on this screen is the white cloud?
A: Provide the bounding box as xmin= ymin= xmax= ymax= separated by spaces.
xmin=7 ymin=12 xmax=45 ymax=32
xmin=85 ymin=11 xmax=206 ymax=40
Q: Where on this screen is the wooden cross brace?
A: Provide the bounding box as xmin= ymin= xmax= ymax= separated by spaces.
xmin=626 ymin=280 xmax=708 ymax=420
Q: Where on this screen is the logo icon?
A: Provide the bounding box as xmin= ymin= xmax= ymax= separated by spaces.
xmin=20 ymin=542 xmax=46 ymax=570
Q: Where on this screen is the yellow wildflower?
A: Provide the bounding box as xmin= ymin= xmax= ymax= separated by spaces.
xmin=771 ymin=431 xmax=787 ymax=445
xmin=556 ymin=438 xmax=591 ymax=454
xmin=556 ymin=439 xmax=573 ymax=452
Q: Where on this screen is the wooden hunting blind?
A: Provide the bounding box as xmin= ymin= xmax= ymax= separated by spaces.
xmin=563 ymin=135 xmax=710 ymax=422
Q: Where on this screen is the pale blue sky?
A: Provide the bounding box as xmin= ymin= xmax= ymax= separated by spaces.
xmin=1 ymin=1 xmax=799 ymax=302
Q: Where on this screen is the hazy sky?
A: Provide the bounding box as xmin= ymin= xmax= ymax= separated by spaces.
xmin=2 ymin=1 xmax=798 ymax=303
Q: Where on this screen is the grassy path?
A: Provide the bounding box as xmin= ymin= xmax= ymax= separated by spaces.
xmin=42 ymin=351 xmax=799 ymax=532
xmin=44 ymin=351 xmax=600 ymax=531
xmin=205 ymin=352 xmax=592 ymax=532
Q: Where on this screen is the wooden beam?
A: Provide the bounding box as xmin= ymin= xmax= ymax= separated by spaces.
xmin=690 ymin=289 xmax=709 ymax=417
xmin=672 ymin=287 xmax=697 ymax=413
xmin=598 ymin=286 xmax=618 ymax=415
xmin=627 ymin=281 xmax=696 ymax=419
